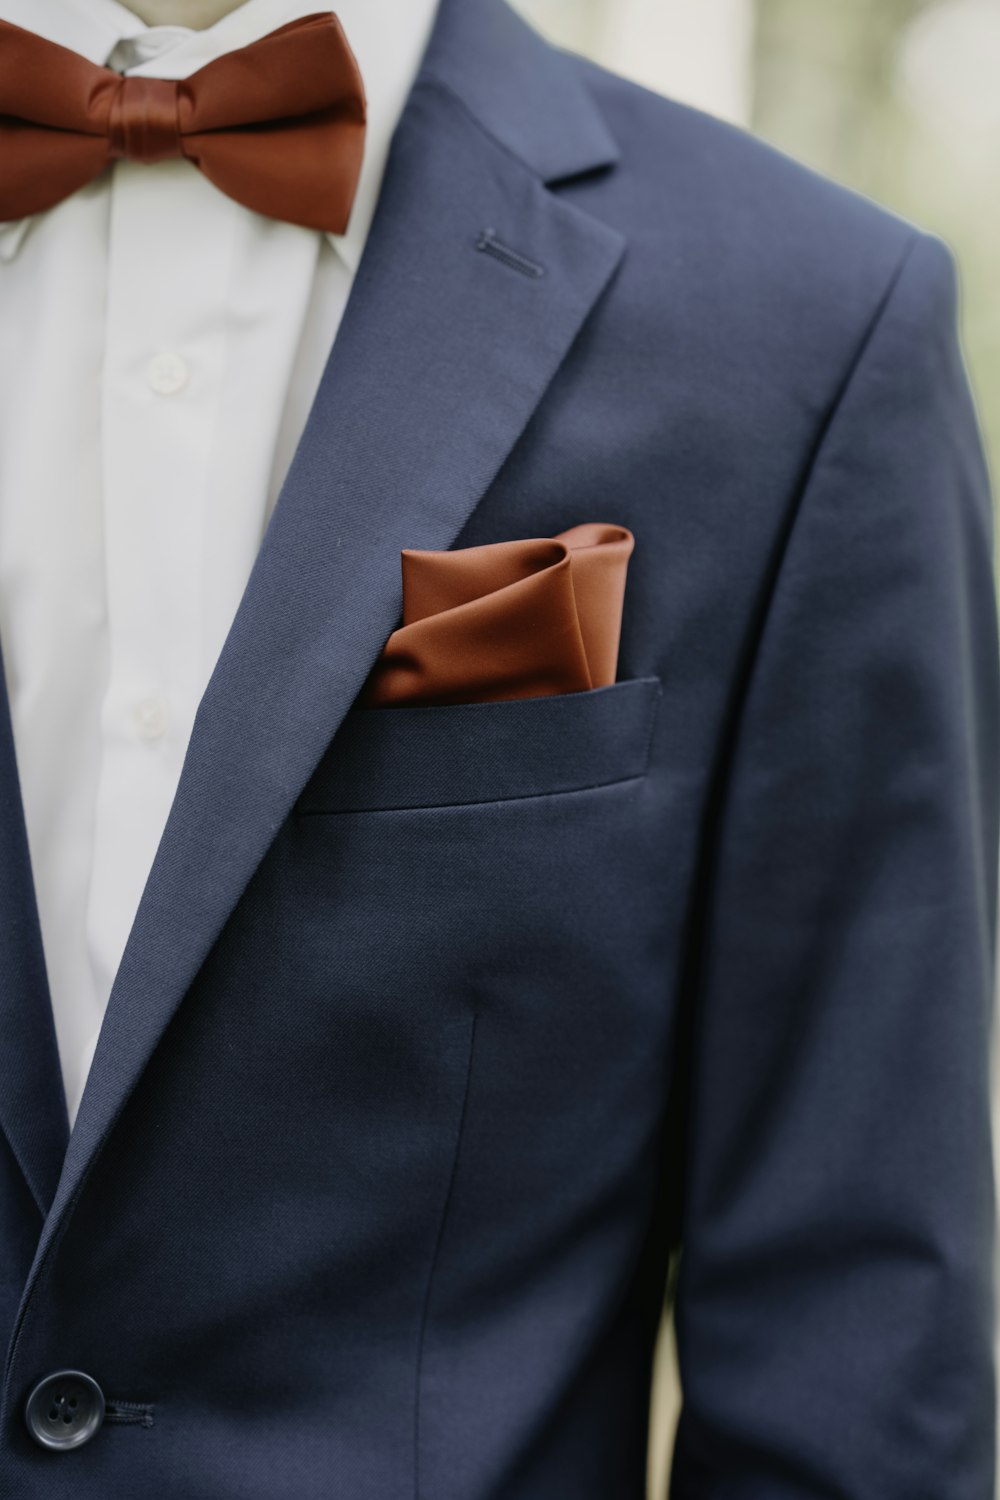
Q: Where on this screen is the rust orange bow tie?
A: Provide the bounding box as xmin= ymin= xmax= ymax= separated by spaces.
xmin=0 ymin=13 xmax=367 ymax=232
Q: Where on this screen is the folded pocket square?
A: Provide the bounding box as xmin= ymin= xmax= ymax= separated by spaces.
xmin=360 ymin=522 xmax=635 ymax=707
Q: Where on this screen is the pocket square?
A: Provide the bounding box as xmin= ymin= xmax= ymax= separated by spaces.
xmin=360 ymin=523 xmax=635 ymax=707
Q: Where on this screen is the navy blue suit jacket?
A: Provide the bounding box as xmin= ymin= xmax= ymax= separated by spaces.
xmin=1 ymin=0 xmax=997 ymax=1494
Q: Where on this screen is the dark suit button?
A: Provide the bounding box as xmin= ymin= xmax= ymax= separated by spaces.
xmin=24 ymin=1370 xmax=105 ymax=1450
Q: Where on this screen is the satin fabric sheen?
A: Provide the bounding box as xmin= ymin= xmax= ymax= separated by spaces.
xmin=361 ymin=523 xmax=635 ymax=706
xmin=0 ymin=12 xmax=366 ymax=232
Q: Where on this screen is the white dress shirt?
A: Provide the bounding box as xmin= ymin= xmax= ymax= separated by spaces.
xmin=0 ymin=0 xmax=439 ymax=1127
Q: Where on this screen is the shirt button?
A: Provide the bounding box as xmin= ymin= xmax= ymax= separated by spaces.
xmin=25 ymin=1369 xmax=105 ymax=1451
xmin=146 ymin=351 xmax=189 ymax=396
xmin=133 ymin=695 xmax=169 ymax=742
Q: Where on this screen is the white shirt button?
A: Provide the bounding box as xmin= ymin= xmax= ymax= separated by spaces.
xmin=146 ymin=352 xmax=189 ymax=396
xmin=132 ymin=695 xmax=169 ymax=742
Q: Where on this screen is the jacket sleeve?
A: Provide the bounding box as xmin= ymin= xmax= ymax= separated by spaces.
xmin=667 ymin=229 xmax=1000 ymax=1498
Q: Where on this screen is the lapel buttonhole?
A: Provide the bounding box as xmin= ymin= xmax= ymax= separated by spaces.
xmin=475 ymin=228 xmax=545 ymax=279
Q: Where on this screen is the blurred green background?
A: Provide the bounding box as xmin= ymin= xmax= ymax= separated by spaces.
xmin=752 ymin=0 xmax=1000 ymax=547
xmin=511 ymin=2 xmax=1000 ymax=1491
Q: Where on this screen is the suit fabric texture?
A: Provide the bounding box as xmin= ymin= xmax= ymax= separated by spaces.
xmin=0 ymin=0 xmax=997 ymax=1494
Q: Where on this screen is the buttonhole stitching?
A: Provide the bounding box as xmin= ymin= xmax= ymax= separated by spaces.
xmin=104 ymin=1398 xmax=155 ymax=1428
xmin=475 ymin=228 xmax=545 ymax=279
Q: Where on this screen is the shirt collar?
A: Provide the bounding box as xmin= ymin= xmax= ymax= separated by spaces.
xmin=0 ymin=0 xmax=440 ymax=270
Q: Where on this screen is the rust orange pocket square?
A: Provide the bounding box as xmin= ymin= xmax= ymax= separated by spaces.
xmin=360 ymin=522 xmax=635 ymax=708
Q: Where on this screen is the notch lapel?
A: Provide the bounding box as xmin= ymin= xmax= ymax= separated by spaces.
xmin=8 ymin=0 xmax=626 ymax=1345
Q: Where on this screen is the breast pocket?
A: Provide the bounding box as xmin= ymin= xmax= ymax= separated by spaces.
xmin=294 ymin=676 xmax=662 ymax=814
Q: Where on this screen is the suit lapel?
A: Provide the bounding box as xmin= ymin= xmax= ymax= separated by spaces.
xmin=0 ymin=645 xmax=68 ymax=1218
xmin=17 ymin=0 xmax=625 ymax=1299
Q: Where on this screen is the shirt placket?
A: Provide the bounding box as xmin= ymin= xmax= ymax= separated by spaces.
xmin=85 ymin=152 xmax=232 ymax=1018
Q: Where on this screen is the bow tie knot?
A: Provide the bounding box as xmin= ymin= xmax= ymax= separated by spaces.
xmin=0 ymin=13 xmax=367 ymax=232
xmin=108 ymin=77 xmax=184 ymax=165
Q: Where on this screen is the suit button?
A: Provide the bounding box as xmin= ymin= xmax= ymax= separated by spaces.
xmin=24 ymin=1370 xmax=105 ymax=1450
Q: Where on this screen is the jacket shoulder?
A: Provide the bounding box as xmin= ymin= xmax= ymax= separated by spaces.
xmin=571 ymin=54 xmax=925 ymax=334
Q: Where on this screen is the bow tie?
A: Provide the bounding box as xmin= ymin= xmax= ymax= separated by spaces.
xmin=0 ymin=13 xmax=366 ymax=233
